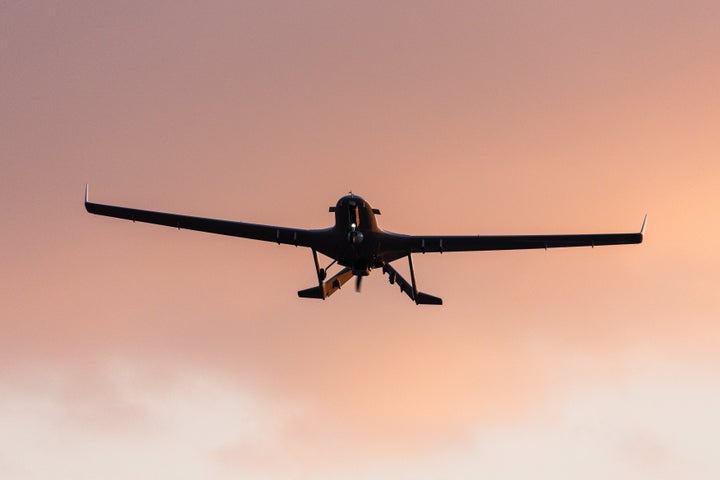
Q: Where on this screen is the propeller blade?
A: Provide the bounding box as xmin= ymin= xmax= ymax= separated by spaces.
xmin=355 ymin=275 xmax=363 ymax=292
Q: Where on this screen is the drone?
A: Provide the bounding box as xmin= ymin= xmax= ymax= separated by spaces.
xmin=86 ymin=187 xmax=644 ymax=305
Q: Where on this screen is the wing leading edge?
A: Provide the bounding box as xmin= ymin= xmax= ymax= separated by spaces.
xmin=397 ymin=215 xmax=646 ymax=253
xmin=84 ymin=185 xmax=325 ymax=247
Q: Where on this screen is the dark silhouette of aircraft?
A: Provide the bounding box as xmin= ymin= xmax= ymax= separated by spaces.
xmin=85 ymin=186 xmax=645 ymax=305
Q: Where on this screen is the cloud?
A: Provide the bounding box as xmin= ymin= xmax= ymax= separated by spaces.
xmin=4 ymin=357 xmax=719 ymax=479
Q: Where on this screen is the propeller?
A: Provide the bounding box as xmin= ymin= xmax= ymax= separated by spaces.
xmin=355 ymin=275 xmax=363 ymax=292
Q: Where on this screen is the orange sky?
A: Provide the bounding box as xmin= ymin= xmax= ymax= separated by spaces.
xmin=2 ymin=1 xmax=720 ymax=478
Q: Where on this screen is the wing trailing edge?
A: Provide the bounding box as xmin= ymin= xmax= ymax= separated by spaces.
xmin=394 ymin=217 xmax=646 ymax=254
xmin=84 ymin=185 xmax=328 ymax=248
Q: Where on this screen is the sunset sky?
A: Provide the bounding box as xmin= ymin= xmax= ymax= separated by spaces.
xmin=2 ymin=1 xmax=720 ymax=478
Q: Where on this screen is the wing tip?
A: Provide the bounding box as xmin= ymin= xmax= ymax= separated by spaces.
xmin=84 ymin=184 xmax=94 ymax=213
xmin=640 ymin=214 xmax=647 ymax=236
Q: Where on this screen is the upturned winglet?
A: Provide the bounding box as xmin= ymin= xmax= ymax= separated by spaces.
xmin=640 ymin=214 xmax=647 ymax=236
xmin=84 ymin=184 xmax=94 ymax=214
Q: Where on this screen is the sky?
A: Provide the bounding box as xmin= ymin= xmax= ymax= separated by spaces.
xmin=1 ymin=0 xmax=719 ymax=478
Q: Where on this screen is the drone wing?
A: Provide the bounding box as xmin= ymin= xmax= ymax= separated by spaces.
xmin=84 ymin=185 xmax=324 ymax=247
xmin=392 ymin=216 xmax=646 ymax=254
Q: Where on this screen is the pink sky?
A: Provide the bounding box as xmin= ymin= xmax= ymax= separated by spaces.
xmin=2 ymin=1 xmax=720 ymax=478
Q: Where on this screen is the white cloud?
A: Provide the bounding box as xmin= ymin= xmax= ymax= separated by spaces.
xmin=0 ymin=360 xmax=285 ymax=480
xmin=2 ymin=357 xmax=719 ymax=480
xmin=405 ymin=360 xmax=720 ymax=480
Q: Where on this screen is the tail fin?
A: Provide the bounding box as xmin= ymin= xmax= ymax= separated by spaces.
xmin=382 ymin=262 xmax=443 ymax=305
xmin=415 ymin=292 xmax=443 ymax=305
xmin=298 ymin=286 xmax=325 ymax=299
xmin=297 ymin=267 xmax=353 ymax=300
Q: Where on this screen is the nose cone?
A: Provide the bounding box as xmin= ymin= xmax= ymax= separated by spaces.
xmin=336 ymin=194 xmax=367 ymax=208
xmin=334 ymin=194 xmax=379 ymax=231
